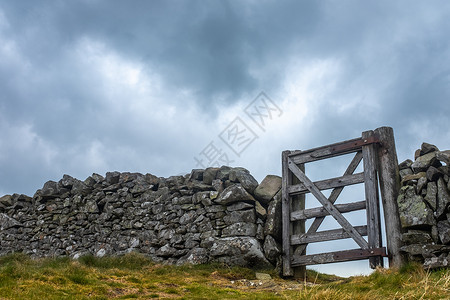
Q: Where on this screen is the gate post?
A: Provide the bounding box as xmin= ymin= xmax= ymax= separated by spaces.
xmin=374 ymin=126 xmax=405 ymax=268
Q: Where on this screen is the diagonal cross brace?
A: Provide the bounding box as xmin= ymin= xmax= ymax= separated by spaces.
xmin=287 ymin=157 xmax=369 ymax=249
xmin=293 ymin=151 xmax=363 ymax=254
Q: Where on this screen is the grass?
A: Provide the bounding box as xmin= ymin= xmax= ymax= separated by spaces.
xmin=0 ymin=252 xmax=448 ymax=299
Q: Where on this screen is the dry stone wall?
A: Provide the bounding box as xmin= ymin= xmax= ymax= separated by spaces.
xmin=0 ymin=166 xmax=283 ymax=269
xmin=398 ymin=143 xmax=450 ymax=268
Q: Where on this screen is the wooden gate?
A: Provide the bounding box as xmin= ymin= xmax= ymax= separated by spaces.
xmin=282 ymin=127 xmax=404 ymax=276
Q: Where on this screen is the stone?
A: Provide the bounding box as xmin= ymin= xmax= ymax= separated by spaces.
xmin=39 ymin=181 xmax=60 ymax=199
xmin=399 ymin=159 xmax=413 ymax=170
xmin=0 ymin=213 xmax=21 ymax=230
xmin=399 ymin=168 xmax=413 ymax=179
xmin=400 ymin=244 xmax=444 ymax=257
xmin=233 ymin=169 xmax=258 ymax=194
xmin=420 ymin=142 xmax=439 ymax=155
xmin=0 ymin=195 xmax=13 ymax=207
xmin=203 ymin=168 xmax=219 ymax=185
xmin=437 ymin=221 xmax=450 ymax=244
xmin=402 ymin=230 xmax=434 ymax=244
xmin=424 ymin=181 xmax=437 ymax=210
xmin=227 ymin=202 xmax=254 ymax=211
xmin=264 ymin=191 xmax=282 ymax=241
xmin=424 ymin=255 xmax=450 ymax=269
xmin=209 ymin=237 xmax=272 ymax=268
xmin=229 ymin=167 xmax=249 ymax=182
xmin=436 ymin=150 xmax=450 ymax=165
xmin=253 ymin=175 xmax=282 ymax=206
xmin=224 ymin=209 xmax=256 ymax=225
xmin=401 ymin=172 xmax=426 ymax=186
xmin=426 ymin=166 xmax=442 ymax=182
xmin=156 ymin=244 xmax=177 ymax=257
xmin=221 ymin=222 xmax=257 ymax=237
xmin=255 ymin=273 xmax=272 ymax=280
xmin=211 ymin=179 xmax=224 ymax=193
xmin=105 ymin=171 xmax=121 ymax=185
xmin=255 ymin=201 xmax=266 ymax=219
xmin=263 ymin=235 xmax=281 ymax=264
xmin=189 ymin=169 xmax=204 ymax=181
xmin=397 ymin=186 xmax=435 ymax=229
xmin=436 ymin=178 xmax=450 ymax=219
xmin=416 ymin=177 xmax=427 ymax=194
xmin=217 ymin=166 xmax=232 ymax=181
xmin=214 ymin=184 xmax=255 ymax=205
xmin=178 ymin=248 xmax=209 ymax=265
xmin=411 ymin=152 xmax=442 ymax=173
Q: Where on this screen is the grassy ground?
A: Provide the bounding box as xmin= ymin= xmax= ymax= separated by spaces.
xmin=0 ymin=252 xmax=448 ymax=299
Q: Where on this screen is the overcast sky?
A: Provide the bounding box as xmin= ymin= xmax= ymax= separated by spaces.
xmin=1 ymin=1 xmax=450 ymax=276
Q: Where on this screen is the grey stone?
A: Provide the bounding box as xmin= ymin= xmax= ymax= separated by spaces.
xmin=397 ymin=186 xmax=435 ymax=228
xmin=424 ymin=181 xmax=437 ymax=210
xmin=416 ymin=176 xmax=428 ymax=194
xmin=411 ymin=152 xmax=442 ymax=173
xmin=437 ymin=221 xmax=450 ymax=244
xmin=211 ymin=179 xmax=224 ymax=193
xmin=229 ymin=167 xmax=250 ymax=182
xmin=178 ymin=248 xmax=209 ymax=265
xmin=399 ymin=168 xmax=413 ymax=179
xmin=399 ymin=159 xmax=413 ymax=170
xmin=263 ymin=235 xmax=282 ymax=264
xmin=400 ymin=244 xmax=444 ymax=256
xmin=0 ymin=213 xmax=21 ymax=230
xmin=402 ymin=230 xmax=434 ymax=244
xmin=209 ymin=237 xmax=272 ymax=268
xmin=156 ymin=244 xmax=177 ymax=257
xmin=0 ymin=195 xmax=13 ymax=207
xmin=224 ymin=209 xmax=256 ymax=225
xmin=214 ymin=184 xmax=255 ymax=205
xmin=227 ymin=202 xmax=254 ymax=211
xmin=255 ymin=201 xmax=266 ymax=219
xmin=233 ymin=169 xmax=258 ymax=194
xmin=437 ymin=178 xmax=450 ymax=219
xmin=189 ymin=169 xmax=204 ymax=181
xmin=424 ymin=255 xmax=450 ymax=269
xmin=421 ymin=142 xmax=439 ymax=155
xmin=436 ymin=150 xmax=450 ymax=165
xmin=253 ymin=175 xmax=282 ymax=206
xmin=221 ymin=222 xmax=257 ymax=237
xmin=264 ymin=191 xmax=282 ymax=241
xmin=39 ymin=181 xmax=60 ymax=199
xmin=427 ymin=166 xmax=442 ymax=182
xmin=203 ymin=168 xmax=219 ymax=185
xmin=105 ymin=171 xmax=121 ymax=185
xmin=217 ymin=166 xmax=232 ymax=181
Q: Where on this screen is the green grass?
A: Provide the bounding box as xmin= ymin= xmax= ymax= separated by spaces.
xmin=0 ymin=253 xmax=449 ymax=299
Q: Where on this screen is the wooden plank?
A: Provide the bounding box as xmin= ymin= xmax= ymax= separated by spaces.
xmin=288 ymin=173 xmax=365 ymax=195
xmin=294 ymin=151 xmax=363 ymax=255
xmin=291 ymin=247 xmax=387 ymax=267
xmin=281 ymin=150 xmax=293 ymax=276
xmin=291 ymin=225 xmax=367 ymax=245
xmin=289 ymin=137 xmax=378 ymax=164
xmin=287 ymin=158 xmax=369 ymax=249
xmin=362 ymin=130 xmax=383 ymax=268
xmin=291 ymin=200 xmax=366 ymax=221
xmin=291 ymin=164 xmax=306 ymax=279
xmin=374 ymin=127 xmax=406 ymax=268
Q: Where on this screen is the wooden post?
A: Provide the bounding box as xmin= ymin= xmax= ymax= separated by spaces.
xmin=374 ymin=126 xmax=405 ymax=268
xmin=292 ymin=164 xmax=306 ymax=279
xmin=362 ymin=130 xmax=383 ymax=268
xmin=282 ymin=151 xmax=293 ymax=276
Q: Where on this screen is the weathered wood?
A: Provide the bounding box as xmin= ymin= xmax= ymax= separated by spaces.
xmin=362 ymin=130 xmax=383 ymax=268
xmin=291 ymin=247 xmax=387 ymax=266
xmin=291 ymin=200 xmax=366 ymax=221
xmin=281 ymin=151 xmax=293 ymax=276
xmin=291 ymin=225 xmax=368 ymax=245
xmin=293 ymin=151 xmax=363 ymax=255
xmin=291 ymin=164 xmax=306 ymax=279
xmin=287 ymin=158 xmax=369 ymax=249
xmin=289 ymin=137 xmax=378 ymax=164
xmin=374 ymin=126 xmax=406 ymax=268
xmin=288 ymin=172 xmax=365 ymax=195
